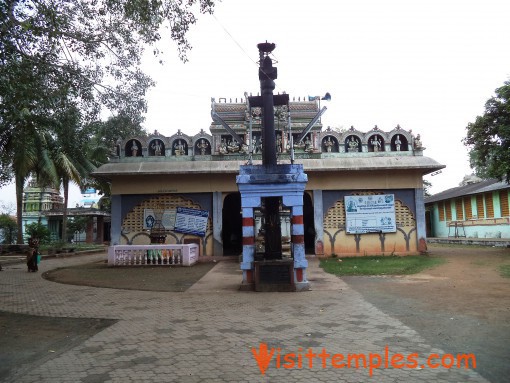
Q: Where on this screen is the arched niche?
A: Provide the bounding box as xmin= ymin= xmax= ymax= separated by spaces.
xmin=368 ymin=134 xmax=385 ymax=152
xmin=195 ymin=138 xmax=211 ymax=155
xmin=322 ymin=135 xmax=339 ymax=153
xmin=126 ymin=139 xmax=142 ymax=157
xmin=345 ymin=135 xmax=361 ymax=152
xmin=148 ymin=139 xmax=165 ymax=156
xmin=172 ymin=139 xmax=188 ymax=156
xmin=391 ymin=134 xmax=409 ymax=151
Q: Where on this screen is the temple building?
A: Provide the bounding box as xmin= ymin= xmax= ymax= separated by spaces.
xmin=21 ymin=182 xmax=110 ymax=243
xmin=22 ymin=183 xmax=65 ymax=242
xmin=93 ymin=96 xmax=444 ymax=257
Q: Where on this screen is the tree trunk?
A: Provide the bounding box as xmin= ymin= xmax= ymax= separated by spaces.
xmin=15 ymin=175 xmax=25 ymax=244
xmin=62 ymin=179 xmax=69 ymax=243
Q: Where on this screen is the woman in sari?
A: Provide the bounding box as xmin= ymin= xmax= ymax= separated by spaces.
xmin=26 ymin=238 xmax=39 ymax=272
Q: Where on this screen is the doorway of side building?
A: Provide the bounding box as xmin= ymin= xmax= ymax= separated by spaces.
xmin=303 ymin=192 xmax=316 ymax=254
xmin=425 ymin=209 xmax=432 ymax=237
xmin=222 ymin=193 xmax=242 ymax=255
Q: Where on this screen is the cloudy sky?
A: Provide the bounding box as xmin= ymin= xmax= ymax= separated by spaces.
xmin=1 ymin=0 xmax=510 ymax=209
xmin=143 ymin=0 xmax=510 ymax=193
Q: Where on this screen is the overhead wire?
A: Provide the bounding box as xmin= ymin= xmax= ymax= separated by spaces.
xmin=211 ymin=14 xmax=289 ymax=95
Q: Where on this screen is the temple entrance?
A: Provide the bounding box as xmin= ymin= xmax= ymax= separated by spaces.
xmin=303 ymin=193 xmax=315 ymax=253
xmin=222 ymin=193 xmax=242 ymax=255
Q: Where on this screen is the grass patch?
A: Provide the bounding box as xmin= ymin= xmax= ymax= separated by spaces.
xmin=320 ymin=255 xmax=445 ymax=276
xmin=471 ymin=260 xmax=490 ymax=266
xmin=40 ymin=243 xmax=106 ymax=252
xmin=499 ymin=265 xmax=510 ymax=278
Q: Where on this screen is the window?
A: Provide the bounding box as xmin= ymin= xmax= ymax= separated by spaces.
xmin=485 ymin=193 xmax=494 ymax=218
xmin=445 ymin=201 xmax=452 ymax=221
xmin=455 ymin=199 xmax=464 ymax=220
xmin=500 ymin=190 xmax=509 ymax=217
xmin=476 ymin=194 xmax=484 ymax=218
xmin=464 ymin=196 xmax=473 ymax=219
xmin=438 ymin=201 xmax=445 ymax=221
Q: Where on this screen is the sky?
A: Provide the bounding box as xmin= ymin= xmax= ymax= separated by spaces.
xmin=1 ymin=0 xmax=510 ymax=211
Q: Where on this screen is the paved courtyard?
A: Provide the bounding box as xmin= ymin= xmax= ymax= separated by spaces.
xmin=0 ymin=254 xmax=487 ymax=382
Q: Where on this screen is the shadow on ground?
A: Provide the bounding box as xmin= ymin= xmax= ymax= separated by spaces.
xmin=0 ymin=311 xmax=116 ymax=382
xmin=42 ymin=260 xmax=217 ymax=292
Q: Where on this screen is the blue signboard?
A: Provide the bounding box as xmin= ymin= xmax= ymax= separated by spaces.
xmin=174 ymin=207 xmax=209 ymax=237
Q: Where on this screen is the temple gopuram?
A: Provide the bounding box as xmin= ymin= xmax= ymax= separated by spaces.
xmin=93 ymin=97 xmax=444 ymax=258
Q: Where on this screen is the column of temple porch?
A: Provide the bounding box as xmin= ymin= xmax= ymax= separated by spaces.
xmin=291 ymin=205 xmax=309 ymax=291
xmin=96 ymin=216 xmax=104 ymax=244
xmin=240 ymin=207 xmax=256 ymax=289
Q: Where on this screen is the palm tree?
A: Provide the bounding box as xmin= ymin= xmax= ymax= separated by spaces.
xmin=48 ymin=107 xmax=96 ymax=243
xmin=9 ymin=125 xmax=58 ymax=243
xmin=0 ymin=58 xmax=61 ymax=243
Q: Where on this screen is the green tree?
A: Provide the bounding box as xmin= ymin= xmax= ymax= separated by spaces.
xmin=464 ymin=81 xmax=510 ymax=182
xmin=49 ymin=106 xmax=96 ymax=243
xmin=24 ymin=222 xmax=51 ymax=244
xmin=1 ymin=0 xmax=215 ymax=120
xmin=423 ymin=179 xmax=432 ymax=197
xmin=9 ymin=124 xmax=57 ymax=244
xmin=0 ymin=55 xmax=74 ymax=243
xmin=0 ymin=214 xmax=17 ymax=244
xmin=67 ymin=216 xmax=89 ymax=242
xmin=1 ymin=0 xmax=214 ymax=242
xmin=82 ymin=113 xmax=148 ymax=195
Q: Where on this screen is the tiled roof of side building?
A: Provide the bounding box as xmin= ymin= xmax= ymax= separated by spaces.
xmin=425 ymin=179 xmax=510 ymax=204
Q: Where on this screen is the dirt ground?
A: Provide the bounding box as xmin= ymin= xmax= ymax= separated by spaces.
xmin=1 ymin=244 xmax=509 ymax=382
xmin=342 ymin=244 xmax=510 ymax=383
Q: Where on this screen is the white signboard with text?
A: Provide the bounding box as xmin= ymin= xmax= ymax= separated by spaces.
xmin=344 ymin=194 xmax=396 ymax=234
xmin=143 ymin=209 xmax=176 ymax=231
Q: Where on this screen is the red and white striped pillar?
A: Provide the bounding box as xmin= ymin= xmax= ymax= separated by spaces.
xmin=241 ymin=207 xmax=255 ymax=285
xmin=291 ymin=205 xmax=308 ymax=283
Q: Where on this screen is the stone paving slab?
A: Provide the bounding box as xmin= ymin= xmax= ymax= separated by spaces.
xmin=0 ymin=254 xmax=487 ymax=382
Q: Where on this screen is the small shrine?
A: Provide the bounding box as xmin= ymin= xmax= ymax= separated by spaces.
xmin=235 ymin=42 xmax=311 ymax=291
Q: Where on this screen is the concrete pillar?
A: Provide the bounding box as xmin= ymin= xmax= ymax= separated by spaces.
xmin=96 ymin=216 xmax=104 ymax=244
xmin=212 ymin=192 xmax=223 ymax=256
xmin=291 ymin=205 xmax=306 ymax=267
xmin=110 ymin=195 xmax=122 ymax=245
xmin=241 ymin=207 xmax=255 ymax=287
xmin=313 ymin=190 xmax=324 ymax=255
xmin=291 ymin=205 xmax=309 ymax=291
xmin=415 ymin=188 xmax=427 ymax=252
xmin=85 ymin=218 xmax=94 ymax=244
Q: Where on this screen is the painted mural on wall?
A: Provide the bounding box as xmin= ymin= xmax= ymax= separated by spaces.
xmin=120 ymin=195 xmax=213 ymax=256
xmin=324 ymin=192 xmax=417 ymax=256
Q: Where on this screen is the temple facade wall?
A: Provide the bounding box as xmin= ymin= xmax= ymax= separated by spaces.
xmin=109 ymin=174 xmax=426 ymax=256
xmin=94 ymin=99 xmax=443 ymax=257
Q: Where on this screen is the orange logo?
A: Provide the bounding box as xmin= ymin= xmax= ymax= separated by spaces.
xmin=251 ymin=343 xmax=275 ymax=375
